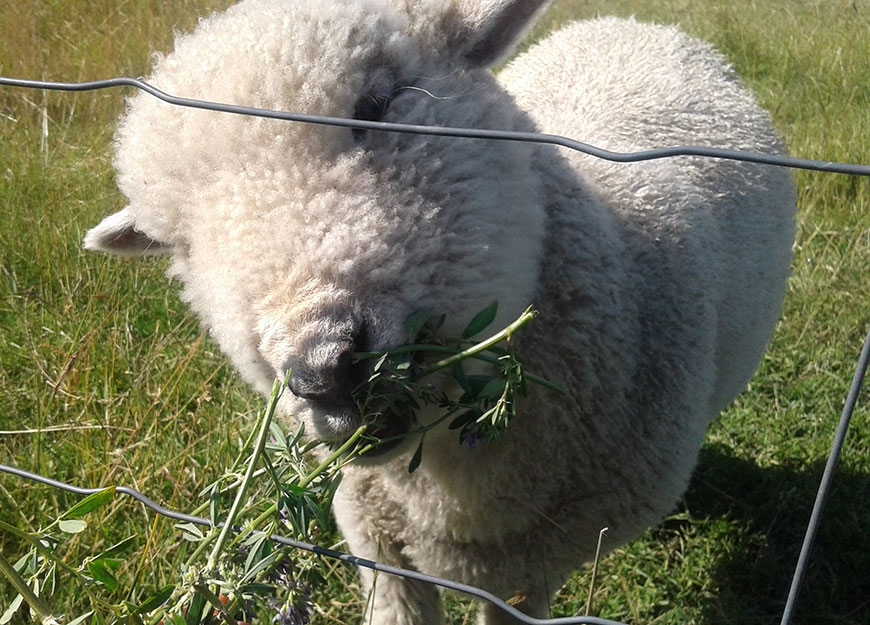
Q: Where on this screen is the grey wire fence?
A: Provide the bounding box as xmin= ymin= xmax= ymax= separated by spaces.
xmin=1 ymin=75 xmax=870 ymax=625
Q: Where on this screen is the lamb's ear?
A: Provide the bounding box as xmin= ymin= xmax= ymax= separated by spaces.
xmin=447 ymin=0 xmax=552 ymax=68
xmin=84 ymin=207 xmax=172 ymax=257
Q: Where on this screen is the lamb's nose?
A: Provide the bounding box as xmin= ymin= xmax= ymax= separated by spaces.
xmin=287 ymin=343 xmax=359 ymax=402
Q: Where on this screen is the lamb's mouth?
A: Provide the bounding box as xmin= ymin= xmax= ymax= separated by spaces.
xmin=310 ymin=401 xmax=413 ymax=460
xmin=359 ymin=410 xmax=414 ymax=459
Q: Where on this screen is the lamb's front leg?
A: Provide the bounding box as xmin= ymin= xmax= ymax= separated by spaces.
xmin=333 ymin=475 xmax=443 ymax=625
xmin=361 ymin=566 xmax=443 ymax=625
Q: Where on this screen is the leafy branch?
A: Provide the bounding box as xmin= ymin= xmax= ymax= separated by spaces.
xmin=352 ymin=302 xmax=562 ymax=471
xmin=0 ymin=302 xmax=560 ymax=623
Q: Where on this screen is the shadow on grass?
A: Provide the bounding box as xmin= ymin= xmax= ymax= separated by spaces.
xmin=678 ymin=442 xmax=870 ymax=625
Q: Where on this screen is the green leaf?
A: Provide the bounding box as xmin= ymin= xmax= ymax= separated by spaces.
xmin=243 ymin=531 xmax=272 ymax=572
xmin=449 ymin=410 xmax=479 ymax=430
xmin=185 ymin=590 xmax=208 ymax=625
xmin=87 ymin=559 xmax=119 ymax=592
xmin=394 ymin=356 xmax=414 ymax=371
xmin=99 ymin=535 xmax=136 ymax=559
xmin=461 ymin=301 xmax=498 ymax=339
xmin=269 ymin=420 xmax=286 ymax=440
xmin=404 ymin=308 xmax=434 ymax=342
xmin=176 ymin=522 xmax=204 ymax=542
xmin=286 ymin=424 xmax=306 ymax=449
xmin=479 ymin=402 xmax=508 ymax=427
xmin=67 ymin=612 xmax=94 ymax=625
xmin=478 ymin=378 xmax=508 ymax=400
xmin=408 ymin=438 xmax=424 ymax=473
xmin=61 ymin=486 xmax=115 ymax=520
xmin=240 ymin=581 xmax=278 ymax=595
xmin=242 ymin=548 xmax=287 ymax=584
xmin=208 ymin=487 xmax=222 ymax=527
xmin=430 ymin=313 xmax=446 ymax=330
xmin=0 ymin=593 xmax=23 ymax=625
xmin=58 ymin=519 xmax=87 ymax=534
xmin=457 ymin=375 xmax=495 ymax=402
xmin=12 ymin=552 xmax=30 ymax=573
xmin=282 ymin=481 xmax=306 ymax=497
xmin=132 ymin=585 xmax=175 ymax=614
xmin=452 ymin=363 xmax=471 ymax=394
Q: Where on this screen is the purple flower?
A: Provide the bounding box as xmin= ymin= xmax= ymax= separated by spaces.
xmin=460 ymin=428 xmax=485 ymax=449
xmin=271 ymin=599 xmax=313 ymax=625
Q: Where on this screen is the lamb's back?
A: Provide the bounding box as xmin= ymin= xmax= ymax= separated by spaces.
xmin=500 ymin=16 xmax=795 ymax=418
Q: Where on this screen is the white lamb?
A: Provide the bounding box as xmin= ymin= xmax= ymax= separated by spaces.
xmin=84 ymin=0 xmax=796 ymax=623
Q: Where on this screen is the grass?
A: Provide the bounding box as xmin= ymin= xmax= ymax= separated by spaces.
xmin=1 ymin=0 xmax=869 ymax=623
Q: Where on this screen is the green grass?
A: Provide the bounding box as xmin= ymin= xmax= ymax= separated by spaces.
xmin=1 ymin=0 xmax=869 ymax=623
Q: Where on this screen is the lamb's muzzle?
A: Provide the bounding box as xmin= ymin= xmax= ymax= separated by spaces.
xmin=286 ymin=341 xmax=358 ymax=402
xmin=284 ymin=323 xmax=416 ymax=454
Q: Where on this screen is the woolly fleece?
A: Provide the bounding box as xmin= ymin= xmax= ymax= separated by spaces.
xmin=85 ymin=1 xmax=796 ymax=623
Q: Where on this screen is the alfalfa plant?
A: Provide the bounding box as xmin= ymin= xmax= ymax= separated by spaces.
xmin=1 ymin=302 xmax=557 ymax=624
xmin=353 ymin=302 xmax=562 ymax=471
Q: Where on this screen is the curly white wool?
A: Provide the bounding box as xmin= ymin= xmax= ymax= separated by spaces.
xmin=85 ymin=1 xmax=795 ymax=623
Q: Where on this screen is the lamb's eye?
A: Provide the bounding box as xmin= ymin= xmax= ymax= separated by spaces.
xmin=352 ymin=89 xmax=394 ymax=142
xmin=352 ymin=67 xmax=400 ymax=143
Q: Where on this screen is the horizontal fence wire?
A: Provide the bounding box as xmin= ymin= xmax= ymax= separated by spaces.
xmin=1 ymin=74 xmax=869 ymax=625
xmin=0 ymin=462 xmax=622 ymax=625
xmin=2 ymin=322 xmax=867 ymax=625
xmin=1 ymin=75 xmax=870 ymax=178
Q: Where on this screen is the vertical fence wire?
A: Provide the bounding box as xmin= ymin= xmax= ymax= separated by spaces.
xmin=779 ymin=325 xmax=870 ymax=625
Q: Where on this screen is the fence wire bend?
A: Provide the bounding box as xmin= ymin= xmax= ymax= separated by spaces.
xmin=0 ymin=463 xmax=622 ymax=625
xmin=1 ymin=323 xmax=867 ymax=625
xmin=1 ymin=75 xmax=869 ymax=178
xmin=1 ymin=74 xmax=870 ymax=625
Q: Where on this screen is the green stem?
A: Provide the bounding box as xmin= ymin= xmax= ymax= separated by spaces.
xmin=205 ymin=377 xmax=283 ymax=572
xmin=0 ymin=550 xmax=57 ymax=624
xmin=234 ymin=423 xmax=369 ymax=541
xmin=0 ymin=520 xmax=80 ymax=581
xmin=183 ymin=526 xmax=220 ymax=569
xmin=299 ymin=424 xmax=369 ymax=489
xmin=228 ymin=412 xmax=267 ymax=473
xmin=351 ymin=308 xmax=538 ymax=370
xmin=353 ymin=344 xmax=457 ymax=361
xmin=188 ymin=467 xmax=269 ymax=519
xmin=354 ymin=308 xmax=564 ymax=394
xmin=426 ymin=307 xmax=537 ymax=374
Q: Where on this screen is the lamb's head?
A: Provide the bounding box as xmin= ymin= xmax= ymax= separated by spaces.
xmin=84 ymin=0 xmax=550 ymax=457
